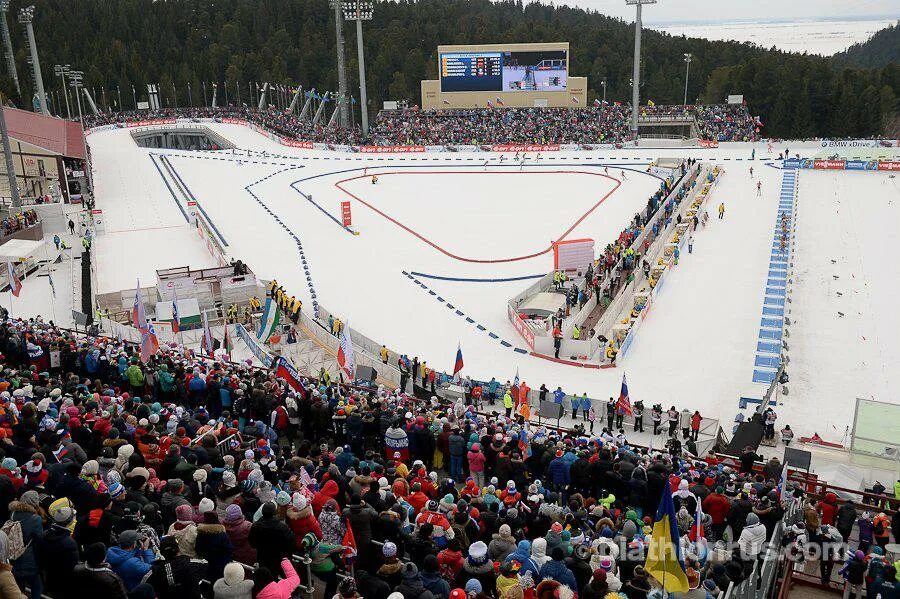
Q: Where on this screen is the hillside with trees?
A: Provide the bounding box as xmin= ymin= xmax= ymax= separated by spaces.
xmin=2 ymin=0 xmax=897 ymax=139
xmin=833 ymin=21 xmax=899 ymax=69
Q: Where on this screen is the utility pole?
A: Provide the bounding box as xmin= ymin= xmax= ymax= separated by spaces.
xmin=0 ymin=93 xmax=21 ymax=208
xmin=601 ymin=78 xmax=607 ymax=104
xmin=625 ymin=0 xmax=655 ymax=140
xmin=683 ymin=53 xmax=692 ymax=106
xmin=0 ymin=1 xmax=19 ymax=98
xmin=18 ymin=5 xmax=49 ymax=115
xmin=342 ymin=1 xmax=373 ymax=136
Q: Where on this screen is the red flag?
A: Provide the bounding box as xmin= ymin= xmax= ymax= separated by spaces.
xmin=342 ymin=517 xmax=358 ymax=566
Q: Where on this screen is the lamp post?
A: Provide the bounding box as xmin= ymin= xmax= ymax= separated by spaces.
xmin=188 ymin=82 xmax=192 ymax=107
xmin=67 ymin=70 xmax=84 ymax=123
xmin=683 ymin=53 xmax=692 ymax=106
xmin=18 ymin=5 xmax=49 ymax=115
xmin=342 ymin=0 xmax=372 ymax=137
xmin=625 ymin=0 xmax=655 ymax=140
xmin=330 ymin=0 xmax=349 ymax=127
xmin=117 ymin=85 xmax=122 ymax=111
xmin=0 ymin=1 xmax=20 ymax=97
xmin=131 ymin=84 xmax=136 ymax=109
xmin=601 ymin=78 xmax=607 ymax=104
xmin=54 ymin=64 xmax=71 ymax=118
xmin=0 ymin=92 xmax=21 ymax=208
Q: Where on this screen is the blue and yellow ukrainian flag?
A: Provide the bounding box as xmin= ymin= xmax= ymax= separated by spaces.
xmin=644 ymin=483 xmax=690 ymax=592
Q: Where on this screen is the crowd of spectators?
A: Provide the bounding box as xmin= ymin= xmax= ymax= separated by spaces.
xmin=81 ymin=103 xmax=761 ymax=147
xmin=0 ymin=315 xmax=893 ymax=599
xmin=0 ymin=210 xmax=39 ymax=239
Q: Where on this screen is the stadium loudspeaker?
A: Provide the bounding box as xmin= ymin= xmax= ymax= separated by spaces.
xmin=355 ymin=365 xmax=377 ymax=382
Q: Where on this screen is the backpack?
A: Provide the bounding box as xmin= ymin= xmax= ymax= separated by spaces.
xmin=1 ymin=519 xmax=26 ymax=561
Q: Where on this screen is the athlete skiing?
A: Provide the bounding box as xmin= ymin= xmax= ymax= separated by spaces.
xmin=372 ymin=174 xmax=378 ymax=184
xmin=749 ymin=166 xmax=754 ymax=178
xmin=757 ymin=180 xmax=762 ymax=196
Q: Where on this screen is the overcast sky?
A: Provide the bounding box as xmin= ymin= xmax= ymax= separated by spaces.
xmin=547 ymin=0 xmax=899 ymax=24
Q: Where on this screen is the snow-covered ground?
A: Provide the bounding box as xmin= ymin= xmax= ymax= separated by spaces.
xmin=788 ymin=170 xmax=900 ymax=440
xmin=77 ymin=123 xmax=900 ymax=442
xmin=651 ymin=19 xmax=896 ymax=56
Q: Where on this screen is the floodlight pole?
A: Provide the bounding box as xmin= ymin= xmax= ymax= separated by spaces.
xmin=0 ymin=92 xmax=21 ymax=208
xmin=331 ymin=0 xmax=349 ymax=127
xmin=343 ymin=1 xmax=372 ymax=137
xmin=683 ymin=53 xmax=692 ymax=106
xmin=19 ymin=5 xmax=49 ymax=115
xmin=626 ymin=0 xmax=655 ymax=140
xmin=54 ymin=64 xmax=71 ymax=118
xmin=0 ymin=1 xmax=19 ymax=98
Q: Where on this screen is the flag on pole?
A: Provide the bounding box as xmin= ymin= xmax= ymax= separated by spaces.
xmin=201 ymin=310 xmax=214 ymax=356
xmin=495 ymin=97 xmax=505 ymax=106
xmin=342 ymin=516 xmax=358 ymax=566
xmin=691 ymin=496 xmax=706 ymax=542
xmin=571 ymin=96 xmax=579 ymax=104
xmin=256 ymin=297 xmax=281 ymax=343
xmin=171 ymin=292 xmax=180 ymax=334
xmin=593 ymin=98 xmax=602 ymax=107
xmin=337 ymin=325 xmax=355 ymax=381
xmin=452 ymin=343 xmax=464 ymax=378
xmin=274 ymin=356 xmax=304 ymax=392
xmin=644 ymin=484 xmax=690 ymax=592
xmin=616 ymin=373 xmax=633 ymax=416
xmin=223 ymin=323 xmax=233 ymax=360
xmin=132 ymin=281 xmax=159 ymax=363
xmin=6 ymin=262 xmax=21 ymax=297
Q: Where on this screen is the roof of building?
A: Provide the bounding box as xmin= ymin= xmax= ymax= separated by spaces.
xmin=3 ymin=106 xmax=86 ymax=160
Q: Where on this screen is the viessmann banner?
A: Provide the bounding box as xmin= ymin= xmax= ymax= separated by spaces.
xmin=786 ymin=158 xmax=900 ymax=171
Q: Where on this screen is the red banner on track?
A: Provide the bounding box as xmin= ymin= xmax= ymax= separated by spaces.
xmin=698 ymin=140 xmax=719 ymax=148
xmin=125 ymin=119 xmax=177 ymax=127
xmin=507 ymin=304 xmax=535 ymax=351
xmin=490 ymin=144 xmax=560 ymax=153
xmin=813 ymin=159 xmax=846 ymax=170
xmin=877 ymin=160 xmax=900 ymax=171
xmin=359 ymin=145 xmax=426 ymax=153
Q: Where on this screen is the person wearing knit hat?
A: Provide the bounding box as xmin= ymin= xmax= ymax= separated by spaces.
xmin=213 ymin=561 xmax=253 ymax=598
xmin=464 ymin=579 xmax=483 ymax=595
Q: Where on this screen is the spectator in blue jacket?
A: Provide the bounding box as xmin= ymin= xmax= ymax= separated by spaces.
xmin=539 ymin=546 xmax=578 ymax=591
xmin=504 ymin=540 xmax=541 ymax=581
xmin=105 ymin=530 xmax=154 ymax=590
xmin=548 ymin=450 xmax=571 ymax=501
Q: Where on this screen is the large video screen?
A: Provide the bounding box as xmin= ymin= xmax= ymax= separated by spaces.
xmin=440 ymin=49 xmax=567 ymax=93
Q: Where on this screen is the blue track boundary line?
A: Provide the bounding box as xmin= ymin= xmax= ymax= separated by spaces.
xmin=148 ymin=154 xmax=190 ymax=223
xmin=161 ymin=155 xmax=230 ymax=247
xmin=289 ymin=163 xmax=661 ymax=232
xmin=402 ymin=270 xmax=529 ymax=353
xmin=409 ymin=271 xmax=546 ymax=283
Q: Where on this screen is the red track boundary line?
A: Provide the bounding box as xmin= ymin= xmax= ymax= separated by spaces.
xmin=334 ymin=170 xmax=622 ymax=264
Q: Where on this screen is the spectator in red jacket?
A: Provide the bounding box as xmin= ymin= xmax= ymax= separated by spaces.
xmin=817 ymin=492 xmax=839 ymax=527
xmin=702 ymin=486 xmax=732 ymax=542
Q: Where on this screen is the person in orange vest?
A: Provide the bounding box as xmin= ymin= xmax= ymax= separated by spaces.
xmin=518 ymin=381 xmax=530 ymax=412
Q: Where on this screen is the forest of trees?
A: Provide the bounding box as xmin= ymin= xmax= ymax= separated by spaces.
xmin=1 ymin=0 xmax=897 ymax=139
xmin=834 ymin=21 xmax=899 ymax=69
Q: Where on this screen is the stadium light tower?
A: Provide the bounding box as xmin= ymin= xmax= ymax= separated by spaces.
xmin=342 ymin=0 xmax=372 ymax=137
xmin=54 ymin=64 xmax=71 ymax=118
xmin=18 ymin=5 xmax=48 ymax=115
xmin=683 ymin=53 xmax=692 ymax=105
xmin=331 ymin=0 xmax=349 ymax=127
xmin=0 ymin=1 xmax=19 ymax=98
xmin=601 ymin=78 xmax=607 ymax=103
xmin=625 ymin=0 xmax=655 ymax=140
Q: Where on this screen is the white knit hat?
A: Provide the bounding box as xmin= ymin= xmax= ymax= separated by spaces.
xmin=223 ymin=562 xmax=245 ymax=585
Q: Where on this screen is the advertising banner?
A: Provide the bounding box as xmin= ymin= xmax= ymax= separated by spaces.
xmin=877 ymin=160 xmax=900 ymax=171
xmin=425 ymin=146 xmax=448 ymax=153
xmin=125 ymin=119 xmax=177 ymax=128
xmin=359 ymin=145 xmax=426 ymax=153
xmin=220 ymin=118 xmax=248 ymax=125
xmin=813 ymin=159 xmax=845 ymax=170
xmin=845 ymin=160 xmax=877 ymax=171
xmin=451 ymin=145 xmax=479 ymax=152
xmin=489 ymin=144 xmax=560 ymax=153
xmin=279 ymin=138 xmax=314 ymax=149
xmin=819 ymin=139 xmax=898 ymax=148
xmin=782 ymin=158 xmax=801 ymax=169
xmin=507 ymin=303 xmax=535 ymax=351
xmin=698 ymin=140 xmax=719 ymax=148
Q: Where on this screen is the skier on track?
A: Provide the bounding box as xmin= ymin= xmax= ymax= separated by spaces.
xmin=620 ymin=170 xmax=627 ymax=180
xmin=757 ymin=180 xmax=762 ymax=196
xmin=498 ymin=154 xmax=506 ymax=163
xmin=483 ymin=159 xmax=490 ymax=171
xmin=749 ymin=166 xmax=754 ymax=178
xmin=372 ymin=174 xmax=378 ymax=184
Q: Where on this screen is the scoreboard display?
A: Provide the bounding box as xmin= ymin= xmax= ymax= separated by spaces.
xmin=439 ymin=48 xmax=568 ymax=93
xmin=439 ymin=52 xmax=502 ymax=92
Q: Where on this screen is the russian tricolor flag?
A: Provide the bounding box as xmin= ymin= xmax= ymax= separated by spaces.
xmin=453 ymin=343 xmax=464 ymax=378
xmin=495 ymin=97 xmax=504 ymax=107
xmin=6 ymin=262 xmax=21 ymax=297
